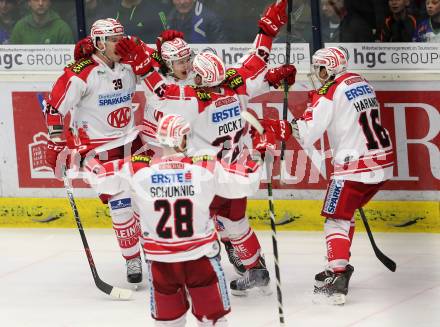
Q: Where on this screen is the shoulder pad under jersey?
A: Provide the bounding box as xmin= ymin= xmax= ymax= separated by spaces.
xmin=318 ymin=80 xmax=337 ymax=95
xmin=191 ymin=155 xmax=215 ymax=163
xmin=192 ymin=88 xmax=212 ymax=102
xmin=131 ymin=155 xmax=152 ymax=164
xmin=224 ymin=68 xmax=244 ymax=90
xmin=66 ymin=58 xmax=97 ymax=75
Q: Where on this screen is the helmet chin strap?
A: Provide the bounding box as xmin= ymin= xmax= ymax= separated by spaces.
xmin=94 ymin=37 xmax=115 ymax=65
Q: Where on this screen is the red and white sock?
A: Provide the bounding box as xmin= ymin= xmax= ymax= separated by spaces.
xmin=112 ymin=214 xmax=141 ymax=260
xmin=324 ymin=218 xmax=351 ymax=273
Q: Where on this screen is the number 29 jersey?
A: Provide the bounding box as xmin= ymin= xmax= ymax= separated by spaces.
xmin=91 ymin=154 xmax=261 ymax=262
xmin=296 ymin=72 xmax=394 ymax=183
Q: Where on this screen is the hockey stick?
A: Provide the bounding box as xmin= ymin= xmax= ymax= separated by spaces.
xmin=279 ymin=0 xmax=293 ymax=184
xmin=359 ymin=208 xmax=396 ymax=272
xmin=241 ymin=111 xmax=285 ymax=325
xmin=62 ymin=166 xmax=133 ymax=299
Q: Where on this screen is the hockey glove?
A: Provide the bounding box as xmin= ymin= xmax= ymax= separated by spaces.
xmin=259 ymin=118 xmax=294 ymax=141
xmin=264 ymin=64 xmax=297 ymax=89
xmin=116 ymin=36 xmax=153 ymax=76
xmin=258 ymin=0 xmax=288 ymax=37
xmin=46 ymin=139 xmax=66 ymax=171
xmin=74 ymin=36 xmax=94 ymax=61
xmin=249 ymin=126 xmax=277 ymax=159
xmin=155 ymin=29 xmax=185 ymax=56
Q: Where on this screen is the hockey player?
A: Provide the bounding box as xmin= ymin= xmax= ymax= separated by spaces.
xmin=87 ymin=113 xmax=265 ymax=326
xmin=44 ymin=18 xmax=153 ymax=284
xmin=122 ymin=11 xmax=296 ymax=294
xmin=251 ymin=47 xmax=394 ymax=304
xmin=140 ymin=33 xmax=253 ymax=275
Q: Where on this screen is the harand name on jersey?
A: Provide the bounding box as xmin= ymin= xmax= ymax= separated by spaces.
xmin=353 ymin=97 xmax=379 ymax=112
xmin=98 ymin=92 xmax=132 ymax=106
xmin=212 ymin=106 xmax=243 ymax=135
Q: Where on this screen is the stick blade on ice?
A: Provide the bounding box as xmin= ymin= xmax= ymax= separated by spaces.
xmin=110 ymin=287 xmax=133 ymax=300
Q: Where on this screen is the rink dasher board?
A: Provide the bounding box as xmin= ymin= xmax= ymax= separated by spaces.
xmin=0 ymin=198 xmax=438 ymax=233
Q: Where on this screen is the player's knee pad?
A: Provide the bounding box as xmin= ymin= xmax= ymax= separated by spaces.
xmin=154 ymin=313 xmax=187 ymax=327
xmin=152 ymin=287 xmax=189 ymax=321
xmin=324 ymin=218 xmax=350 ymax=237
xmin=213 ymin=216 xmax=228 ymax=241
xmin=188 ymin=282 xmax=230 ymax=323
xmin=108 ymin=192 xmax=140 ymax=258
xmin=216 ymin=216 xmax=249 ymax=240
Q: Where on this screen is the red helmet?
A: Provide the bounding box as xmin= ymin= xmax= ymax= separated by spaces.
xmin=192 ymin=52 xmax=226 ymax=87
xmin=156 ymin=114 xmax=191 ymax=148
xmin=90 ymin=18 xmax=124 ymax=49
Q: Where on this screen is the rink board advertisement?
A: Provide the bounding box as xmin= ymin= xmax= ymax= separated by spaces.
xmin=8 ymin=89 xmax=439 ymax=191
xmin=0 ymin=43 xmax=310 ymax=72
xmin=0 ymin=81 xmax=439 ymax=230
xmin=325 ymin=43 xmax=440 ymax=70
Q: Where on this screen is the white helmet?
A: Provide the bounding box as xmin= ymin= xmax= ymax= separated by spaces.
xmin=90 ymin=18 xmax=124 ymax=51
xmin=156 ymin=114 xmax=191 ymax=149
xmin=161 ymin=37 xmax=192 ymax=72
xmin=192 ymin=52 xmax=226 ymax=87
xmin=312 ymin=47 xmax=348 ymax=81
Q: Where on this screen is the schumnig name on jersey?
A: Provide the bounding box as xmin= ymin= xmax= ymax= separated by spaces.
xmin=150 ymin=185 xmax=195 ymax=198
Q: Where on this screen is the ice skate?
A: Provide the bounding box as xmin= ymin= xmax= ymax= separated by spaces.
xmin=230 ymin=258 xmax=271 ymax=296
xmin=126 ymin=256 xmax=142 ymax=283
xmin=313 ymin=264 xmax=354 ymax=305
xmin=223 ymin=240 xmax=246 ymax=276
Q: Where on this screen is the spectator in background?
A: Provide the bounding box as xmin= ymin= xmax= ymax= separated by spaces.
xmin=167 ymin=0 xmax=226 ymax=43
xmin=349 ymin=0 xmax=388 ymax=40
xmin=106 ymin=0 xmax=170 ymax=43
xmin=66 ymin=0 xmax=112 ymax=40
xmin=409 ymin=0 xmax=428 ymax=20
xmin=209 ymin=0 xmax=266 ymax=42
xmin=10 ymin=0 xmax=74 ymax=44
xmin=320 ymin=0 xmax=374 ymax=42
xmin=416 ymin=0 xmax=440 ymax=42
xmin=277 ymin=0 xmax=312 ymax=43
xmin=380 ymin=0 xmax=417 ymax=42
xmin=0 ymin=0 xmax=21 ymax=44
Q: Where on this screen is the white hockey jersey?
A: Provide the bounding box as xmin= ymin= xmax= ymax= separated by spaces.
xmin=88 ymin=154 xmax=261 ymax=262
xmin=47 ymin=54 xmax=137 ymax=149
xmin=296 ymin=72 xmax=394 ymax=183
xmin=141 ymin=33 xmax=273 ymax=163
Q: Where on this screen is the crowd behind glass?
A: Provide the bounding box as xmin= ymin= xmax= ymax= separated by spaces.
xmin=0 ymin=0 xmax=439 ymax=45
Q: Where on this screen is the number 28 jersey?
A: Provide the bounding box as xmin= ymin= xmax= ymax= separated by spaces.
xmin=90 ymin=155 xmax=261 ymax=262
xmin=296 ymin=72 xmax=394 ymax=183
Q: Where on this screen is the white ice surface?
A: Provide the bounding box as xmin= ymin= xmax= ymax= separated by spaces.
xmin=1 ymin=229 xmax=439 ymax=327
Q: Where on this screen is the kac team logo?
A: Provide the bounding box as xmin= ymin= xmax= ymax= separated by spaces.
xmin=107 ymin=107 xmax=131 ymax=128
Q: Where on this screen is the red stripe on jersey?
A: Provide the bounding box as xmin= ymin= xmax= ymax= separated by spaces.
xmin=141 ymin=119 xmax=158 ymax=138
xmin=142 ymin=232 xmax=217 ymax=254
xmin=48 ymin=77 xmax=72 ymax=109
xmin=254 ymin=33 xmax=273 ymax=53
xmin=333 ymin=150 xmax=394 ymax=176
